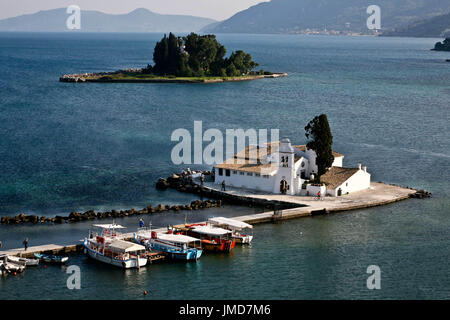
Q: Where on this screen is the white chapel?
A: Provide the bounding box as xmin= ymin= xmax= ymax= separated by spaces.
xmin=213 ymin=138 xmax=371 ymax=197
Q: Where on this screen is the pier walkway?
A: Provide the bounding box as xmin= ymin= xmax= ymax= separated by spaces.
xmin=0 ymin=244 xmax=81 ymax=259
xmin=197 ymin=181 xmax=416 ymax=223
xmin=1 ymin=182 xmax=416 ymax=258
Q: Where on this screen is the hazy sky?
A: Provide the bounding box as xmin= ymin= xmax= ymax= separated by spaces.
xmin=0 ymin=0 xmax=269 ymax=21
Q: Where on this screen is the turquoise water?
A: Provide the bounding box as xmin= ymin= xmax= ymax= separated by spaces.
xmin=0 ymin=33 xmax=449 ymax=299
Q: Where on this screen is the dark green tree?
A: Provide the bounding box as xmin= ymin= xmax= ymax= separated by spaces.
xmin=153 ymin=33 xmax=187 ymax=76
xmin=150 ymin=32 xmax=259 ymax=77
xmin=226 ymin=50 xmax=259 ymax=75
xmin=304 ymin=114 xmax=334 ymax=178
xmin=153 ymin=34 xmax=169 ymax=75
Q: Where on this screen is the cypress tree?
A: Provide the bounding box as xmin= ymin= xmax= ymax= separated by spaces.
xmin=304 ymin=114 xmax=334 ymax=177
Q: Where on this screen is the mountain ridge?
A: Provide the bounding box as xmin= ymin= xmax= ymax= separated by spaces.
xmin=382 ymin=12 xmax=450 ymax=38
xmin=0 ymin=8 xmax=217 ymax=33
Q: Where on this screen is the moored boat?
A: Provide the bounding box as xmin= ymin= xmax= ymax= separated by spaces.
xmin=8 ymin=255 xmax=39 ymax=266
xmin=1 ymin=260 xmax=25 ymax=273
xmin=177 ymin=224 xmax=236 ymax=253
xmin=83 ymin=223 xmax=147 ymax=269
xmin=208 ymin=217 xmax=254 ymax=244
xmin=135 ymin=228 xmax=203 ymax=261
xmin=34 ymin=253 xmax=68 ymax=264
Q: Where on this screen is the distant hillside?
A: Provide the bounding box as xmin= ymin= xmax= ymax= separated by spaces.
xmin=203 ymin=0 xmax=450 ymax=34
xmin=382 ymin=12 xmax=450 ymax=38
xmin=0 ymin=8 xmax=216 ymax=33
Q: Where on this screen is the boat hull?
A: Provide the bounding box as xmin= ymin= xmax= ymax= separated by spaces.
xmin=2 ymin=262 xmax=25 ymax=273
xmin=7 ymin=256 xmax=39 ymax=266
xmin=135 ymin=235 xmax=203 ymax=261
xmin=201 ymin=239 xmax=235 ymax=252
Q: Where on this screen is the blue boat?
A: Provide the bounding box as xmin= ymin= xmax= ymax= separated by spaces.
xmin=34 ymin=253 xmax=68 ymax=264
xmin=134 ymin=230 xmax=203 ymax=261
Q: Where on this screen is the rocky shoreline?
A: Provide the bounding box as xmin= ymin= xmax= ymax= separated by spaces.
xmin=59 ymin=69 xmax=288 ymax=83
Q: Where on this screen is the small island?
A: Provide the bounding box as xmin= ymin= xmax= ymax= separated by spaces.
xmin=60 ymin=33 xmax=287 ymax=83
xmin=431 ymin=38 xmax=450 ymax=52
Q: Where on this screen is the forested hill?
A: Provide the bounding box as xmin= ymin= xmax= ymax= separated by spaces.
xmin=382 ymin=12 xmax=450 ymax=38
xmin=202 ymin=0 xmax=450 ymax=34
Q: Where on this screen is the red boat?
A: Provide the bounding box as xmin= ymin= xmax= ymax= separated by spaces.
xmin=179 ymin=224 xmax=236 ymax=253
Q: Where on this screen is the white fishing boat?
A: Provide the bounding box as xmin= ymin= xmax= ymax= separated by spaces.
xmin=7 ymin=255 xmax=39 ymax=266
xmin=2 ymin=261 xmax=25 ymax=273
xmin=135 ymin=228 xmax=203 ymax=261
xmin=83 ymin=223 xmax=147 ymax=269
xmin=208 ymin=217 xmax=254 ymax=244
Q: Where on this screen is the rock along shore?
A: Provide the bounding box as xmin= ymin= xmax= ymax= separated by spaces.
xmin=59 ymin=68 xmax=288 ymax=83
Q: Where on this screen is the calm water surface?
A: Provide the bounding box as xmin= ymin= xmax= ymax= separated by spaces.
xmin=0 ymin=33 xmax=449 ymax=299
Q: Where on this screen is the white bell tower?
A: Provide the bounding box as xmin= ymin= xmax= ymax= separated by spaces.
xmin=273 ymin=137 xmax=295 ymax=195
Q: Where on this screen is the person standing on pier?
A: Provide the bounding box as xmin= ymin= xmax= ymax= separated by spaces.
xmin=221 ymin=180 xmax=226 ymax=191
xmin=23 ymin=237 xmax=29 ymax=251
xmin=200 ymin=174 xmax=205 ymax=186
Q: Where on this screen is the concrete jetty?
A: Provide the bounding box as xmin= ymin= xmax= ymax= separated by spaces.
xmin=0 ymin=181 xmax=418 ymax=259
xmin=0 ymin=244 xmax=82 ymax=259
xmin=194 ymin=181 xmax=417 ymax=223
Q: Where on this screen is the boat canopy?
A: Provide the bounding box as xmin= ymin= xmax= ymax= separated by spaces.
xmin=109 ymin=240 xmax=145 ymax=253
xmin=93 ymin=224 xmax=126 ymax=229
xmin=156 ymin=233 xmax=200 ymax=244
xmin=208 ymin=217 xmax=253 ymax=230
xmin=192 ymin=225 xmax=232 ymax=236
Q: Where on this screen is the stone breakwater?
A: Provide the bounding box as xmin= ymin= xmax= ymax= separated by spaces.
xmin=1 ymin=198 xmax=222 ymax=225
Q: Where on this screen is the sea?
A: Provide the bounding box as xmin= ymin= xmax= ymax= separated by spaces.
xmin=0 ymin=32 xmax=449 ymax=299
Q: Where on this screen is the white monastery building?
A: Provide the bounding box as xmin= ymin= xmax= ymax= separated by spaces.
xmin=213 ymin=138 xmax=371 ymax=197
